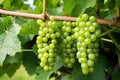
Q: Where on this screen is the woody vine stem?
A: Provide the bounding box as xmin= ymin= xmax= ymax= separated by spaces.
xmin=0 ymin=0 xmax=120 ymax=28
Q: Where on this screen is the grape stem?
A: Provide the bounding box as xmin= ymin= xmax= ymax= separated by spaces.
xmin=0 ymin=9 xmax=120 ymax=28
xmin=116 ymin=6 xmax=120 ymax=17
xmin=21 ymin=49 xmax=33 ymax=52
xmin=103 ymin=27 xmax=120 ymax=52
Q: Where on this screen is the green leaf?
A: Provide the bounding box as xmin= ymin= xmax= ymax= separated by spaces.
xmin=53 ymin=54 xmax=64 ymax=71
xmin=0 ymin=63 xmax=21 ymax=77
xmin=63 ymin=0 xmax=78 ymax=16
xmin=36 ymin=67 xmax=52 ymax=80
xmin=72 ymin=0 xmax=96 ymax=16
xmin=4 ymin=53 xmax=22 ymax=64
xmin=47 ymin=6 xmax=63 ymax=15
xmin=61 ymin=63 xmax=84 ymax=80
xmin=22 ymin=52 xmax=39 ymax=75
xmin=47 ymin=0 xmax=60 ymax=8
xmin=112 ymin=72 xmax=120 ymax=80
xmin=34 ymin=0 xmax=43 ymax=14
xmin=18 ymin=34 xmax=34 ymax=45
xmin=20 ymin=20 xmax=39 ymax=35
xmin=116 ymin=0 xmax=120 ymax=8
xmin=61 ymin=73 xmax=73 ymax=80
xmin=0 ymin=17 xmax=21 ymax=66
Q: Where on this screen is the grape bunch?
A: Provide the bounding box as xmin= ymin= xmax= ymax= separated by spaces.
xmin=75 ymin=14 xmax=101 ymax=75
xmin=36 ymin=16 xmax=61 ymax=71
xmin=36 ymin=14 xmax=101 ymax=75
xmin=61 ymin=21 xmax=77 ymax=68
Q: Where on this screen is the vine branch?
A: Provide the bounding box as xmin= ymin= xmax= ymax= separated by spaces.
xmin=0 ymin=9 xmax=120 ymax=28
xmin=42 ymin=0 xmax=47 ymax=19
xmin=116 ymin=6 xmax=120 ymax=17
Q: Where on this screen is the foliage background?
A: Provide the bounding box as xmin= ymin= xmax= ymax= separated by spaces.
xmin=0 ymin=0 xmax=120 ymax=80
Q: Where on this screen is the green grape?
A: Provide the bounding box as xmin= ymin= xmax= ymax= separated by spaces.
xmin=82 ymin=68 xmax=89 ymax=75
xmin=50 ymin=16 xmax=55 ymax=22
xmin=37 ymin=19 xmax=43 ymax=25
xmin=89 ymin=16 xmax=96 ymax=22
xmin=90 ymin=34 xmax=97 ymax=42
xmin=88 ymin=53 xmax=96 ymax=60
xmin=80 ymin=52 xmax=87 ymax=58
xmin=86 ymin=21 xmax=92 ymax=27
xmin=66 ymin=26 xmax=71 ymax=32
xmin=43 ymin=53 xmax=49 ymax=58
xmin=66 ymin=22 xmax=72 ymax=26
xmin=64 ymin=57 xmax=70 ymax=63
xmin=87 ymin=48 xmax=93 ymax=53
xmin=78 ymin=36 xmax=84 ymax=42
xmin=79 ymin=21 xmax=86 ymax=28
xmin=40 ymin=62 xmax=45 ymax=67
xmin=81 ymin=63 xmax=88 ymax=69
xmin=67 ymin=63 xmax=73 ymax=68
xmin=78 ymin=58 xmax=87 ymax=63
xmin=48 ymin=57 xmax=54 ymax=62
xmin=49 ymin=53 xmax=54 ymax=57
xmin=70 ymin=58 xmax=75 ymax=63
xmin=84 ymin=38 xmax=91 ymax=45
xmin=87 ymin=59 xmax=94 ymax=67
xmin=84 ymin=32 xmax=91 ymax=38
xmin=89 ymin=26 xmax=95 ymax=32
xmin=89 ymin=67 xmax=94 ymax=73
xmin=82 ymin=14 xmax=88 ymax=21
xmin=41 ymin=57 xmax=47 ymax=63
xmin=44 ymin=65 xmax=49 ymax=71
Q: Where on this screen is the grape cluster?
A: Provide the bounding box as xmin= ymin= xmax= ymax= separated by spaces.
xmin=61 ymin=21 xmax=77 ymax=68
xmin=36 ymin=14 xmax=101 ymax=75
xmin=75 ymin=14 xmax=101 ymax=75
xmin=36 ymin=16 xmax=61 ymax=71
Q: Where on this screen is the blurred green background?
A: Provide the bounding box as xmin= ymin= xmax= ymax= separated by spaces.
xmin=0 ymin=65 xmax=35 ymax=80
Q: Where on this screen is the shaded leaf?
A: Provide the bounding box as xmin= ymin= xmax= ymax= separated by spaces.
xmin=4 ymin=52 xmax=22 ymax=64
xmin=0 ymin=63 xmax=21 ymax=77
xmin=22 ymin=52 xmax=39 ymax=75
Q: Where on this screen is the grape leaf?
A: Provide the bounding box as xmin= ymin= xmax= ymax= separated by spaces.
xmin=47 ymin=6 xmax=63 ymax=15
xmin=0 ymin=17 xmax=21 ymax=66
xmin=63 ymin=0 xmax=78 ymax=16
xmin=36 ymin=67 xmax=52 ymax=80
xmin=47 ymin=0 xmax=60 ymax=8
xmin=22 ymin=52 xmax=39 ymax=75
xmin=34 ymin=0 xmax=43 ymax=14
xmin=4 ymin=53 xmax=21 ymax=64
xmin=0 ymin=63 xmax=20 ymax=77
xmin=112 ymin=72 xmax=120 ymax=80
xmin=20 ymin=19 xmax=39 ymax=35
xmin=61 ymin=73 xmax=72 ymax=80
xmin=116 ymin=0 xmax=120 ymax=8
xmin=72 ymin=0 xmax=96 ymax=16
